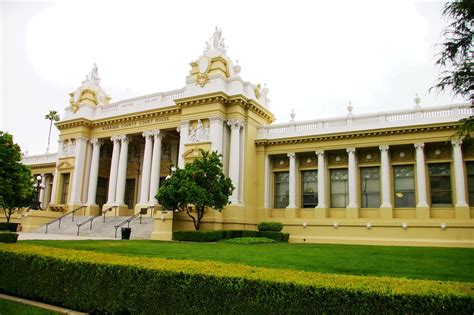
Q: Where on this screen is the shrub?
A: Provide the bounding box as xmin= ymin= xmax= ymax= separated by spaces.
xmin=0 ymin=232 xmax=18 ymax=243
xmin=220 ymin=237 xmax=276 ymax=244
xmin=173 ymin=230 xmax=224 ymax=242
xmin=257 ymin=221 xmax=283 ymax=232
xmin=0 ymin=244 xmax=472 ymax=314
xmin=0 ymin=223 xmax=20 ymax=232
xmin=222 ymin=230 xmax=259 ymax=239
xmin=257 ymin=231 xmax=289 ymax=242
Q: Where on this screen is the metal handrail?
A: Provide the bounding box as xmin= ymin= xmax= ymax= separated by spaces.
xmin=44 ymin=205 xmax=86 ymax=234
xmin=102 ymin=206 xmax=118 ymax=222
xmin=76 ymin=213 xmax=101 ymax=236
xmin=114 ymin=212 xmax=145 ymax=238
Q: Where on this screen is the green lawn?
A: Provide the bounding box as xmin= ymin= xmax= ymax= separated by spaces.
xmin=0 ymin=299 xmax=59 ymax=315
xmin=21 ymin=240 xmax=474 ymax=282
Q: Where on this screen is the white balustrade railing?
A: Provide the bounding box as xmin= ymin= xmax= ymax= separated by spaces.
xmin=162 ymin=88 xmax=185 ymax=101
xmin=257 ymin=103 xmax=472 ymax=139
xmin=22 ymin=153 xmax=57 ymax=165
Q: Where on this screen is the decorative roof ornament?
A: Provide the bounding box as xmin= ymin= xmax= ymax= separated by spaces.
xmin=204 ymin=26 xmax=227 ymax=54
xmin=347 ymin=101 xmax=354 ymax=116
xmin=414 ymin=93 xmax=421 ymax=109
xmin=234 ymin=60 xmax=241 ymax=74
xmin=82 ymin=62 xmax=101 ymax=86
xmin=70 ymin=63 xmax=111 ymax=109
xmin=290 ymin=109 xmax=296 ymax=122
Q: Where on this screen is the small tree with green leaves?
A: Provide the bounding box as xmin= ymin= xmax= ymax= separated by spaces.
xmin=0 ymin=132 xmax=34 ymax=223
xmin=156 ymin=150 xmax=234 ymax=230
xmin=44 ymin=110 xmax=60 ymax=151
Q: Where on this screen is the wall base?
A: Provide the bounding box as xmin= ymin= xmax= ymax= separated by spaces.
xmin=150 ymin=211 xmax=174 ymax=241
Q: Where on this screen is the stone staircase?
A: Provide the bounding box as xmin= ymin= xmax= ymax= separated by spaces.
xmin=34 ymin=215 xmax=155 ymax=240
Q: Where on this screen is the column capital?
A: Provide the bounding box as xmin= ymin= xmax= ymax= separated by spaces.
xmin=379 ymin=145 xmax=389 ymax=152
xmin=152 ymin=130 xmax=162 ymax=140
xmin=452 ymin=139 xmax=463 ymax=147
xmin=346 ymin=147 xmax=356 ymax=154
xmin=119 ymin=135 xmax=130 ymax=144
xmin=209 ymin=116 xmax=225 ymax=123
xmin=142 ymin=130 xmax=154 ymax=138
xmin=227 ymin=119 xmax=244 ymax=130
xmin=90 ymin=138 xmax=103 ymax=147
xmin=111 ymin=135 xmax=122 ymax=143
xmin=315 ymin=150 xmax=324 ymax=156
xmin=287 ymin=152 xmax=296 ymax=159
xmin=414 ymin=142 xmax=425 ymax=150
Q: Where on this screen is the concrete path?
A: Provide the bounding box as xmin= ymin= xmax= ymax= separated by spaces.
xmin=18 ymin=232 xmax=116 ymax=241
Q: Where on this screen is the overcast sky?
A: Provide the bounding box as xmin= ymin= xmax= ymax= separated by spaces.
xmin=1 ymin=0 xmax=465 ymax=155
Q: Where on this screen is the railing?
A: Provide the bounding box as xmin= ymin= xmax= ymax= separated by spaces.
xmin=257 ymin=103 xmax=472 ymax=139
xmin=44 ymin=205 xmax=86 ymax=234
xmin=23 ymin=153 xmax=57 ymax=166
xmin=75 ymin=206 xmax=117 ymax=236
xmin=114 ymin=209 xmax=148 ymax=239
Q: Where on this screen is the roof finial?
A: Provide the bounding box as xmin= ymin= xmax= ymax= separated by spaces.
xmin=414 ymin=93 xmax=421 ymax=108
xmin=290 ymin=109 xmax=296 ymax=122
xmin=204 ymin=27 xmax=227 ymax=54
xmin=347 ymin=101 xmax=353 ymax=116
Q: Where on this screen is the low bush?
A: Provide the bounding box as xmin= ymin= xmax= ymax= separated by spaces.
xmin=257 ymin=231 xmax=289 ymax=242
xmin=257 ymin=221 xmax=283 ymax=232
xmin=173 ymin=230 xmax=224 ymax=242
xmin=0 ymin=232 xmax=18 ymax=243
xmin=0 ymin=223 xmax=20 ymax=232
xmin=0 ymin=244 xmax=472 ymax=314
xmin=220 ymin=237 xmax=276 ymax=244
xmin=222 ymin=230 xmax=259 ymax=239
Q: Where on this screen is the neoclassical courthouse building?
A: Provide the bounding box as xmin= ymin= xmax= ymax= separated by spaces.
xmin=20 ymin=29 xmax=473 ymax=247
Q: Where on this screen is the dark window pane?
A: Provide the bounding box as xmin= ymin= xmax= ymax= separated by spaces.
xmin=331 ymin=169 xmax=348 ymax=208
xmin=360 ymin=167 xmax=380 ymax=208
xmin=274 ymin=172 xmax=289 ymax=208
xmin=301 ymin=170 xmax=318 ymax=208
xmin=393 ymin=165 xmax=415 ymax=208
xmin=429 ymin=163 xmax=452 ymax=207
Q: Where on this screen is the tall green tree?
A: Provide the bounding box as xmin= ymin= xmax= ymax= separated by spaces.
xmin=431 ymin=0 xmax=473 ymax=138
xmin=44 ymin=110 xmax=60 ymax=151
xmin=156 ymin=150 xmax=234 ymax=230
xmin=0 ymin=132 xmax=34 ymax=223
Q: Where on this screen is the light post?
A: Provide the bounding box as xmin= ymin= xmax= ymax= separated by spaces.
xmin=32 ymin=175 xmax=44 ymax=210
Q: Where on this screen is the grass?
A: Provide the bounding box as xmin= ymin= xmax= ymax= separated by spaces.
xmin=0 ymin=298 xmax=59 ymax=315
xmin=21 ymin=240 xmax=474 ymax=282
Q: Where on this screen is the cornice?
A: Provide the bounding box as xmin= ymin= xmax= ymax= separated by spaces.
xmin=255 ymin=123 xmax=459 ymax=146
xmin=175 ymin=91 xmax=275 ymax=124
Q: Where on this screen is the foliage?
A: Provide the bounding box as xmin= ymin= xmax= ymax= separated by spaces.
xmin=0 ymin=232 xmax=18 ymax=243
xmin=0 ymin=132 xmax=34 ymax=223
xmin=220 ymin=237 xmax=276 ymax=244
xmin=257 ymin=221 xmax=284 ymax=232
xmin=0 ymin=244 xmax=472 ymax=314
xmin=258 ymin=231 xmax=289 ymax=242
xmin=222 ymin=230 xmax=259 ymax=239
xmin=0 ymin=223 xmax=20 ymax=232
xmin=173 ymin=230 xmax=224 ymax=242
xmin=0 ymin=299 xmax=56 ymax=315
xmin=44 ymin=110 xmax=60 ymax=150
xmin=157 ymin=150 xmax=234 ymax=230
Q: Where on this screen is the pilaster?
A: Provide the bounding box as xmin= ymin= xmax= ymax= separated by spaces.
xmin=315 ymin=150 xmax=327 ymax=219
xmin=346 ymin=147 xmax=358 ymax=219
xmin=379 ymin=145 xmax=393 ymax=219
xmin=415 ymin=142 xmax=430 ymax=219
xmin=227 ymin=119 xmax=243 ymax=204
xmin=452 ymin=140 xmax=470 ymax=219
xmin=69 ymin=137 xmax=88 ymax=206
xmin=149 ymin=130 xmax=162 ymax=205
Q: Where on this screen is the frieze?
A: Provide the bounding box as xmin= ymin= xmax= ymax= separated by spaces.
xmin=101 ymin=116 xmax=170 ymax=131
xmin=358 ymin=148 xmax=380 ymax=164
xmin=426 ymin=143 xmax=452 ymax=160
xmin=391 ymin=146 xmax=415 ymax=162
xmin=328 ymin=151 xmax=348 ymax=166
xmin=272 ymin=156 xmax=289 ymax=169
xmin=299 ymin=155 xmax=317 ymax=167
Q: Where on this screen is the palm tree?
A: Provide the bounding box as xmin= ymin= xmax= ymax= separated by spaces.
xmin=44 ymin=110 xmax=60 ymax=152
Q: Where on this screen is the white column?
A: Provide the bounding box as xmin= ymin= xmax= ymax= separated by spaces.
xmin=149 ymin=130 xmax=162 ymax=204
xmin=86 ymin=138 xmax=102 ymax=205
xmin=107 ymin=135 xmax=121 ymax=204
xmin=316 ymin=150 xmax=326 ymax=208
xmin=139 ymin=131 xmax=154 ymax=204
xmin=379 ymin=145 xmax=392 ymax=208
xmin=287 ymin=152 xmax=297 ymax=209
xmin=263 ymin=154 xmax=270 ymax=208
xmin=227 ymin=119 xmax=243 ymax=203
xmin=452 ymin=140 xmax=468 ymax=207
xmin=115 ymin=135 xmax=129 ymax=205
xmin=415 ymin=142 xmax=428 ymax=207
xmin=82 ymin=140 xmax=93 ymax=203
xmin=347 ymin=147 xmax=358 ymax=208
xmin=69 ymin=137 xmax=88 ymax=205
xmin=177 ymin=121 xmax=189 ymax=168
xmin=210 ymin=117 xmax=224 ymax=155
xmin=50 ymin=140 xmax=64 ymax=204
xmin=39 ymin=173 xmax=45 ymax=208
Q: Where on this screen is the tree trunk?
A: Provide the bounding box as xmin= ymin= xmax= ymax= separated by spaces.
xmin=47 ymin=120 xmax=53 ymax=148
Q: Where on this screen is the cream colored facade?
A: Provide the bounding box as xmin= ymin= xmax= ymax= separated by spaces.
xmin=21 ymin=29 xmax=473 ymax=247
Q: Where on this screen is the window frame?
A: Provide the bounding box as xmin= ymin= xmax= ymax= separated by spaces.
xmin=330 ymin=168 xmax=349 ymax=208
xmin=359 ymin=166 xmax=381 ymax=208
xmin=392 ymin=164 xmax=416 ymax=208
xmin=428 ymin=162 xmax=453 ymax=207
xmin=301 ymin=169 xmax=318 ymax=208
xmin=273 ymin=171 xmax=289 ymax=209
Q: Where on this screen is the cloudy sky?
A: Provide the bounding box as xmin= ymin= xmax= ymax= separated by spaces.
xmin=1 ymin=0 xmax=465 ymax=155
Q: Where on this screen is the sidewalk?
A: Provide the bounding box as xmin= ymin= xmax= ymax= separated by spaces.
xmin=17 ymin=232 xmax=116 ymax=241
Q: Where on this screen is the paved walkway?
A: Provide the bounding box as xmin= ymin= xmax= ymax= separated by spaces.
xmin=18 ymin=232 xmax=116 ymax=241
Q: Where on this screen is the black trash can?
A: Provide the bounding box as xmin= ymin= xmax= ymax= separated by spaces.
xmin=121 ymin=227 xmax=131 ymax=240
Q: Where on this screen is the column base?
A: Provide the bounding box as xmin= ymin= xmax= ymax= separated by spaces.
xmin=285 ymin=208 xmax=297 ymax=220
xmin=315 ymin=206 xmax=328 ymax=219
xmin=455 ymin=204 xmax=470 ymax=219
xmin=151 ymin=210 xmax=174 ymax=241
xmin=380 ymin=206 xmax=393 ymax=219
xmin=85 ymin=204 xmax=101 ymax=216
xmin=416 ymin=204 xmax=430 ymax=219
xmin=346 ymin=206 xmax=359 ymax=219
xmin=134 ymin=204 xmax=155 ymax=215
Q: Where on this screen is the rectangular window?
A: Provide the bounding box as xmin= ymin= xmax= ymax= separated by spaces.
xmin=360 ymin=167 xmax=380 ymax=208
xmin=60 ymin=173 xmax=70 ymax=204
xmin=274 ymin=172 xmax=289 ymax=208
xmin=301 ymin=170 xmax=318 ymax=208
xmin=467 ymin=162 xmax=474 ymax=206
xmin=429 ymin=163 xmax=452 ymax=207
xmin=330 ymin=169 xmax=348 ymax=208
xmin=393 ymin=165 xmax=416 ymax=208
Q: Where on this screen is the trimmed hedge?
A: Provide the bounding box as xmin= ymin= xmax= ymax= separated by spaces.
xmin=173 ymin=230 xmax=288 ymax=242
xmin=0 ymin=244 xmax=472 ymax=314
xmin=0 ymin=232 xmax=18 ymax=243
xmin=0 ymin=223 xmax=20 ymax=232
xmin=257 ymin=221 xmax=283 ymax=232
xmin=220 ymin=237 xmax=276 ymax=244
